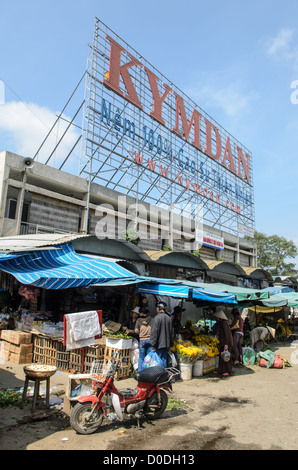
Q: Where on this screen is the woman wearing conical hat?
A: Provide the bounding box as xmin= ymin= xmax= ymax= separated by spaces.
xmin=213 ymin=310 xmax=233 ymax=377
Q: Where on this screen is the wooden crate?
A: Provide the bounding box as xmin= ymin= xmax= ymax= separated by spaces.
xmin=33 ymin=335 xmax=45 ymax=364
xmin=104 ymin=346 xmax=131 ymax=380
xmin=83 ymin=344 xmax=105 ymax=373
xmin=56 ymin=340 xmax=70 ymax=371
xmin=43 ymin=337 xmax=57 ymax=366
xmin=69 ymin=348 xmax=83 ymax=372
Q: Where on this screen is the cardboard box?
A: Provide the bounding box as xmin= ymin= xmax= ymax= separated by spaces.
xmin=9 ymin=352 xmax=33 ymax=364
xmin=4 ymin=350 xmax=10 ymax=361
xmin=1 ymin=330 xmax=32 ymax=345
xmin=2 ymin=340 xmax=10 ymax=351
xmin=9 ymin=343 xmax=33 ymax=355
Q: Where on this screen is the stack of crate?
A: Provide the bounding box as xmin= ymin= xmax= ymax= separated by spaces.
xmin=43 ymin=337 xmax=57 ymax=366
xmin=69 ymin=348 xmax=83 ymax=372
xmin=32 ymin=334 xmax=106 ymax=373
xmin=104 ymin=337 xmax=132 ymax=380
xmin=83 ymin=344 xmax=105 ymax=373
xmin=32 ymin=335 xmax=45 ymax=363
xmin=33 ymin=335 xmax=70 ymax=370
xmin=1 ymin=330 xmax=33 ymax=364
xmin=68 ymin=344 xmax=106 ymax=373
xmin=56 ymin=339 xmax=70 ymax=371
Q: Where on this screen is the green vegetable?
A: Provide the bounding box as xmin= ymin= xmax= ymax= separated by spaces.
xmin=0 ymin=389 xmax=23 ymax=408
xmin=103 ymin=331 xmax=133 ymax=339
xmin=166 ymin=397 xmax=188 ymax=411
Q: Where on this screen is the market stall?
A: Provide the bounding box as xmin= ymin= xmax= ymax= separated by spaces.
xmin=248 ymin=290 xmax=298 ymax=342
xmin=0 ymin=241 xmax=295 ymax=382
xmin=0 ymin=243 xmax=141 ymax=375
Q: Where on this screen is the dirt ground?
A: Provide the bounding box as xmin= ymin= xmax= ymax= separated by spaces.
xmin=0 ymin=340 xmax=298 ymax=452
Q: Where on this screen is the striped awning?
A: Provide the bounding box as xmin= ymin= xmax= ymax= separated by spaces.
xmin=0 ymin=242 xmax=138 ymax=289
xmin=0 ymin=242 xmax=237 ymax=303
xmin=136 ymin=280 xmax=237 ymax=304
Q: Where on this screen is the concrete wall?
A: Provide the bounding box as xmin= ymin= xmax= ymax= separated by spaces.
xmin=29 ymin=194 xmax=80 ymax=233
xmin=0 ymin=151 xmax=256 ymax=267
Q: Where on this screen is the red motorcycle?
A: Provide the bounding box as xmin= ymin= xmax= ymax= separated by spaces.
xmin=70 ymin=350 xmax=179 ymax=434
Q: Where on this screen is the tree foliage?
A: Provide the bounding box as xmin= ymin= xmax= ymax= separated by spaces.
xmin=246 ymin=231 xmax=298 ymax=276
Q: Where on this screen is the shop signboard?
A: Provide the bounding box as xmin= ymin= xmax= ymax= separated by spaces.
xmin=202 ymin=232 xmax=224 ymax=250
xmin=80 ymin=18 xmax=255 ymax=237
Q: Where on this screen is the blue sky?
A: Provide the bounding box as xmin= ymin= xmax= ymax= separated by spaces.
xmin=0 ymin=0 xmax=297 ymax=266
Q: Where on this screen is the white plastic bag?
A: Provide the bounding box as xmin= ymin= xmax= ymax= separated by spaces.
xmin=168 ymin=351 xmax=177 ymax=367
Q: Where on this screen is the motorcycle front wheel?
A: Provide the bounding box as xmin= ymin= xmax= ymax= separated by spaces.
xmin=70 ymin=401 xmax=104 ymax=434
xmin=143 ymin=389 xmax=168 ymax=420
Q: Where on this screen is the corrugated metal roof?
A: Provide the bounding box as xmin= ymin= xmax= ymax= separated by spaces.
xmin=203 ymin=259 xmax=247 ymax=276
xmin=242 ymin=266 xmax=273 ymax=281
xmin=0 ymin=233 xmax=91 ymax=252
xmin=144 ymin=250 xmax=209 ymax=270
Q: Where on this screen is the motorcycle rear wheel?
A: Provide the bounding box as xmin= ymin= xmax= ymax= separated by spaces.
xmin=70 ymin=401 xmax=104 ymax=434
xmin=143 ymin=389 xmax=168 ymax=420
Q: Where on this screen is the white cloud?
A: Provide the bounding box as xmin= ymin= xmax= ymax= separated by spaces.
xmin=266 ymin=28 xmax=298 ymax=70
xmin=0 ymin=101 xmax=81 ymax=170
xmin=267 ymin=28 xmax=295 ymax=56
xmin=183 ymin=57 xmax=259 ymax=127
xmin=189 ymin=82 xmax=258 ymax=119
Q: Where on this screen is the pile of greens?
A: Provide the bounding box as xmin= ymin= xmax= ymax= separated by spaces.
xmin=103 ymin=331 xmax=134 ymax=339
xmin=0 ymin=389 xmax=22 ymax=408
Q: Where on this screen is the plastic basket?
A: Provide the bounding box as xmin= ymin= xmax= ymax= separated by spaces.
xmin=90 ymin=359 xmax=112 ymax=381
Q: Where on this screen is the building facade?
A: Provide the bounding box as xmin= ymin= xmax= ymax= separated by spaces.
xmin=0 ymin=151 xmax=257 ymax=279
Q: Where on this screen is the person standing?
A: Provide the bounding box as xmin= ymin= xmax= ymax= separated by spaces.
xmin=213 ymin=310 xmax=233 ymax=377
xmin=150 ymin=301 xmax=174 ymax=368
xmin=134 ymin=306 xmax=153 ymax=371
xmin=121 ymin=306 xmax=140 ymax=340
xmin=230 ymin=308 xmax=244 ymax=366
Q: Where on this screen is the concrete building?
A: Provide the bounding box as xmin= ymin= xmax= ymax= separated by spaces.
xmin=0 ymin=150 xmax=262 ymax=286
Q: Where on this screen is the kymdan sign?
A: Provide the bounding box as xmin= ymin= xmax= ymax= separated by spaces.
xmin=104 ymin=35 xmax=250 ymax=186
xmin=82 ymin=20 xmax=255 ymax=234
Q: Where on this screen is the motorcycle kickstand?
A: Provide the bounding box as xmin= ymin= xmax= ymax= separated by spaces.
xmin=136 ymin=412 xmax=143 ymax=430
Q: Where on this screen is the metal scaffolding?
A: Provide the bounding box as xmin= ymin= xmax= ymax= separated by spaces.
xmin=32 ymin=17 xmax=255 ymax=240
xmin=79 ymin=18 xmax=255 ymax=237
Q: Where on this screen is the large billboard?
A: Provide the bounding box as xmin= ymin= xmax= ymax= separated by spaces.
xmin=79 ymin=18 xmax=255 ymax=237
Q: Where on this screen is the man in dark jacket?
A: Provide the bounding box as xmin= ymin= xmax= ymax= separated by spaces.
xmin=150 ymin=301 xmax=174 ymax=368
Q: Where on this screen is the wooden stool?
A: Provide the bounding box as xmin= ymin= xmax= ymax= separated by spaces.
xmin=21 ymin=374 xmax=50 ymax=412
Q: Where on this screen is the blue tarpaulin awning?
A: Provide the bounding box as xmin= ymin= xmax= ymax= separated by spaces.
xmin=0 ymin=242 xmax=138 ymax=289
xmin=0 ymin=243 xmax=237 ymax=303
xmin=136 ymin=280 xmax=237 ymax=304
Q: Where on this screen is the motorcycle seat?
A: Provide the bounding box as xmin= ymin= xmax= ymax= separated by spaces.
xmin=118 ymin=388 xmax=139 ymax=398
xmin=134 ymin=365 xmax=169 ymax=384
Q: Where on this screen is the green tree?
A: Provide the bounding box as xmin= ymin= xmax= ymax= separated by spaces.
xmin=246 ymin=231 xmax=298 ymax=276
xmin=124 ymin=228 xmax=140 ymax=246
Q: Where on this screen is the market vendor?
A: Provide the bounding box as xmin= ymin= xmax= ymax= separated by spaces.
xmin=230 ymin=308 xmax=244 ymax=366
xmin=172 ymin=306 xmax=192 ymax=339
xmin=135 ymin=306 xmax=153 ymax=371
xmin=249 ymin=326 xmax=276 ymax=352
xmin=121 ymin=306 xmax=140 ymax=340
xmin=213 ymin=310 xmax=233 ymax=377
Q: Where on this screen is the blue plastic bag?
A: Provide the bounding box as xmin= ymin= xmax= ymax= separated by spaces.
xmin=142 ymin=350 xmax=163 ymax=368
xmin=242 ymin=347 xmax=256 ymax=366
